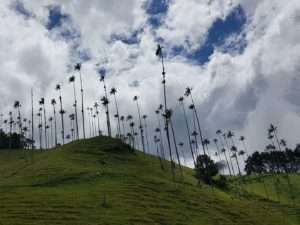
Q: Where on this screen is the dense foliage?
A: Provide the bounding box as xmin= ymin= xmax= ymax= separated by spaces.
xmin=195 ymin=154 xmax=218 ymax=185
xmin=0 ymin=130 xmax=31 ymax=149
xmin=245 ymin=146 xmax=300 ymax=175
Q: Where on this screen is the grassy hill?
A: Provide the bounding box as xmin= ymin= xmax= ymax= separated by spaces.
xmin=0 ymin=136 xmax=299 ymax=225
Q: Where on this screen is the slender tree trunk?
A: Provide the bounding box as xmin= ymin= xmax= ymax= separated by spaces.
xmin=224 ymin=136 xmax=236 ymax=175
xmin=31 ymin=89 xmax=34 ymax=149
xmin=143 ymin=118 xmax=150 ymax=154
xmin=230 ymin=138 xmax=241 ymax=176
xmin=72 ymin=82 xmax=79 ymax=140
xmin=180 ymin=102 xmax=196 ymax=166
xmin=79 ymin=70 xmax=86 ymax=139
xmin=103 ymin=83 xmax=111 ymax=137
xmin=218 ymin=134 xmax=232 ymax=176
xmin=43 ymin=105 xmax=47 ymax=149
xmin=190 ymin=94 xmax=206 ymax=156
xmin=53 ymin=105 xmax=57 ymax=146
xmin=156 ymin=113 xmax=166 ymax=160
xmin=87 ymin=109 xmax=92 ymax=137
xmin=170 ymin=118 xmax=183 ymax=180
xmin=135 ymin=100 xmax=145 ymax=153
xmin=58 ymin=90 xmax=65 ymax=145
xmin=113 ymin=94 xmax=121 ymax=138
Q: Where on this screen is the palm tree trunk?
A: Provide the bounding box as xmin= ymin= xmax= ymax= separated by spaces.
xmin=43 ymin=105 xmax=47 ymax=149
xmin=72 ymin=83 xmax=79 ymax=140
xmin=79 ymin=70 xmax=86 ymax=139
xmin=180 ymin=102 xmax=196 ymax=166
xmin=53 ymin=105 xmax=57 ymax=146
xmin=224 ymin=136 xmax=236 ymax=175
xmin=31 ymin=90 xmax=34 ymax=149
xmin=103 ymin=83 xmax=111 ymax=137
xmin=143 ymin=118 xmax=150 ymax=154
xmin=156 ymin=113 xmax=166 ymax=160
xmin=113 ymin=94 xmax=121 ymax=138
xmin=135 ymin=101 xmax=145 ymax=153
xmin=170 ymin=118 xmax=183 ymax=180
xmin=218 ymin=134 xmax=232 ymax=176
xmin=58 ymin=90 xmax=65 ymax=145
xmin=231 ymin=138 xmax=242 ymax=176
xmin=190 ymin=94 xmax=206 ymax=156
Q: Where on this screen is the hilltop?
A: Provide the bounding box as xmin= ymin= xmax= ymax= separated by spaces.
xmin=0 ymin=137 xmax=299 ymax=225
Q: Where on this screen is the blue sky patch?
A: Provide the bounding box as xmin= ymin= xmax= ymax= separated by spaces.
xmin=46 ymin=5 xmax=68 ymax=30
xmin=11 ymin=0 xmax=32 ymax=19
xmin=171 ymin=5 xmax=247 ymax=65
xmin=145 ymin=0 xmax=169 ymax=28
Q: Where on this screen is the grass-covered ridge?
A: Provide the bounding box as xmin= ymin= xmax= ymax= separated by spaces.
xmin=0 ymin=136 xmax=299 ymax=225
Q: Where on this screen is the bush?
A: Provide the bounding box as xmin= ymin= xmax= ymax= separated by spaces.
xmin=195 ymin=154 xmax=218 ymax=185
xmin=213 ymin=175 xmax=228 ymax=190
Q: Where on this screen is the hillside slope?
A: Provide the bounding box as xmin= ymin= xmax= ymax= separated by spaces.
xmin=0 ymin=137 xmax=299 ymax=225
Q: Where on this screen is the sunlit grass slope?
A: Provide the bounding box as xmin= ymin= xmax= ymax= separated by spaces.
xmin=0 ymin=136 xmax=299 ymax=225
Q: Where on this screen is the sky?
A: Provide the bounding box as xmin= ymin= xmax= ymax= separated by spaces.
xmin=1 ymin=0 xmax=300 ymax=168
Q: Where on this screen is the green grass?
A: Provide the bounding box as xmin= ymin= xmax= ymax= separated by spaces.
xmin=0 ymin=136 xmax=299 ymax=225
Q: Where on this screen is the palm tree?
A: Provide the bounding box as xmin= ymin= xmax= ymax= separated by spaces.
xmin=69 ymin=76 xmax=79 ymax=139
xmin=31 ymin=88 xmax=34 ymax=149
xmin=142 ymin=115 xmax=150 ymax=153
xmin=39 ymin=98 xmax=48 ymax=149
xmin=120 ymin=115 xmax=125 ymax=139
xmin=222 ymin=132 xmax=236 ymax=175
xmin=100 ymin=75 xmax=111 ymax=137
xmin=178 ymin=96 xmax=196 ymax=166
xmin=127 ymin=115 xmax=135 ymax=149
xmin=154 ymin=135 xmax=164 ymax=170
xmin=227 ymin=131 xmax=241 ymax=175
xmin=203 ymin=138 xmax=210 ymax=157
xmin=69 ymin=113 xmax=75 ymax=141
xmin=13 ymin=101 xmax=22 ymax=135
xmin=49 ymin=117 xmax=53 ymax=147
xmin=178 ymin=142 xmax=187 ymax=166
xmin=37 ymin=110 xmax=42 ymax=150
xmin=239 ymin=136 xmax=248 ymax=157
xmin=216 ymin=130 xmax=232 ymax=176
xmin=156 ymin=44 xmax=175 ymax=181
xmin=110 ymin=87 xmax=121 ymax=138
xmin=51 ymin=99 xmax=58 ymax=146
xmin=74 ymin=63 xmax=86 ymax=139
xmin=87 ymin=107 xmax=92 ymax=137
xmin=94 ymin=102 xmax=101 ymax=136
xmin=56 ymin=84 xmax=65 ymax=145
xmin=155 ymin=107 xmax=165 ymax=160
xmin=184 ymin=87 xmax=206 ymax=156
xmin=165 ymin=109 xmax=183 ymax=180
xmin=133 ymin=96 xmax=146 ymax=153
xmin=191 ymin=130 xmax=199 ymax=156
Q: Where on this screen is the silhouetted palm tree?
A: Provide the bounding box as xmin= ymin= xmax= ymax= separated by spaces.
xmin=87 ymin=107 xmax=92 ymax=137
xmin=56 ymin=84 xmax=65 ymax=145
xmin=154 ymin=135 xmax=164 ymax=170
xmin=69 ymin=113 xmax=75 ymax=141
xmin=203 ymin=138 xmax=210 ymax=157
xmin=223 ymin=132 xmax=236 ymax=175
xmin=127 ymin=115 xmax=135 ymax=149
xmin=178 ymin=142 xmax=187 ymax=166
xmin=94 ymin=102 xmax=101 ymax=136
xmin=155 ymin=107 xmax=165 ymax=160
xmin=156 ymin=44 xmax=175 ymax=181
xmin=37 ymin=110 xmax=42 ymax=150
xmin=227 ymin=131 xmax=241 ymax=175
xmin=133 ymin=96 xmax=146 ymax=153
xmin=49 ymin=117 xmax=53 ymax=147
xmin=110 ymin=87 xmax=121 ymax=138
xmin=178 ymin=96 xmax=196 ymax=166
xmin=69 ymin=76 xmax=79 ymax=139
xmin=100 ymin=75 xmax=111 ymax=137
xmin=184 ymin=87 xmax=206 ymax=156
xmin=216 ymin=130 xmax=232 ymax=176
xmin=13 ymin=101 xmax=22 ymax=138
xmin=51 ymin=99 xmax=58 ymax=146
xmin=74 ymin=63 xmax=86 ymax=139
xmin=142 ymin=114 xmax=150 ymax=153
xmin=39 ymin=98 xmax=48 ymax=149
xmin=239 ymin=136 xmax=248 ymax=157
xmin=120 ymin=115 xmax=125 ymax=139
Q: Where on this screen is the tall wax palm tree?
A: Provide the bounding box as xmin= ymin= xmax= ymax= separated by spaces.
xmin=13 ymin=101 xmax=22 ymax=135
xmin=89 ymin=107 xmax=96 ymax=136
xmin=184 ymin=87 xmax=206 ymax=156
xmin=51 ymin=99 xmax=58 ymax=146
xmin=127 ymin=115 xmax=135 ymax=149
xmin=216 ymin=130 xmax=232 ymax=176
xmin=227 ymin=131 xmax=241 ymax=176
xmin=9 ymin=111 xmax=12 ymax=149
xmin=49 ymin=117 xmax=53 ymax=147
xmin=74 ymin=63 xmax=86 ymax=139
xmin=56 ymin=84 xmax=65 ymax=145
xmin=39 ymin=98 xmax=48 ymax=149
xmin=133 ymin=96 xmax=146 ymax=153
xmin=239 ymin=136 xmax=248 ymax=157
xmin=178 ymin=142 xmax=187 ymax=166
xmin=142 ymin=115 xmax=150 ymax=154
xmin=165 ymin=109 xmax=183 ymax=180
xmin=178 ymin=96 xmax=196 ymax=166
xmin=223 ymin=132 xmax=236 ymax=175
xmin=110 ymin=87 xmax=121 ymax=138
xmin=100 ymin=75 xmax=111 ymax=137
xmin=37 ymin=110 xmax=42 ymax=150
xmin=31 ymin=88 xmax=34 ymax=149
xmin=69 ymin=76 xmax=79 ymax=139
xmin=191 ymin=130 xmax=199 ymax=156
xmin=120 ymin=115 xmax=125 ymax=139
xmin=156 ymin=44 xmax=175 ymax=180
xmin=154 ymin=135 xmax=164 ymax=170
xmin=94 ymin=102 xmax=101 ymax=136
xmin=155 ymin=107 xmax=165 ymax=160
xmin=203 ymin=138 xmax=211 ymax=157
xmin=69 ymin=113 xmax=75 ymax=141
xmin=87 ymin=107 xmax=92 ymax=137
